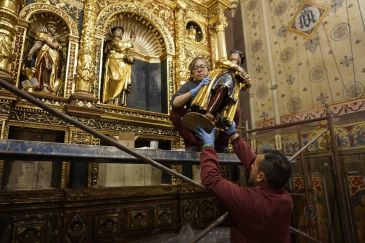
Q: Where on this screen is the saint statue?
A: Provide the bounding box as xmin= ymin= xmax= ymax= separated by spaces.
xmin=182 ymin=50 xmax=251 ymax=131
xmin=186 ymin=25 xmax=196 ymax=41
xmin=102 ymin=26 xmax=136 ymax=105
xmin=24 ymin=21 xmax=63 ymax=94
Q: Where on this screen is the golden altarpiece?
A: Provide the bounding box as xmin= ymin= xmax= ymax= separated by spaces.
xmin=0 ymin=0 xmax=240 ymax=242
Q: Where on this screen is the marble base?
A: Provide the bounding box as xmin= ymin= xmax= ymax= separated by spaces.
xmin=4 ymin=160 xmax=53 ymax=189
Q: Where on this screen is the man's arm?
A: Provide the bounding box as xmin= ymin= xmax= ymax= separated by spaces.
xmin=200 ymin=147 xmax=255 ymax=218
xmin=230 ymin=134 xmax=257 ymax=171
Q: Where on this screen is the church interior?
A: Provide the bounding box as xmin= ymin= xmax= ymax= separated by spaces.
xmin=0 ymin=0 xmax=364 ymax=242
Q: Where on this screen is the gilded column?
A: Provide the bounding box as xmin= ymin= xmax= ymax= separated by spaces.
xmin=0 ymin=0 xmax=19 ymax=79
xmin=216 ymin=4 xmax=228 ymax=60
xmin=171 ymin=1 xmax=187 ymax=184
xmin=68 ymin=0 xmax=100 ymax=114
xmin=74 ymin=0 xmax=98 ymax=96
xmin=173 ymin=0 xmax=187 ymax=91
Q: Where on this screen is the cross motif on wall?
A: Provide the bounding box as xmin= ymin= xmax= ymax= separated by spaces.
xmin=277 ymin=26 xmax=288 ymax=37
xmin=340 ymin=55 xmax=353 ymax=67
xmin=251 ymin=21 xmax=258 ymax=29
xmin=256 ymin=65 xmax=263 ymax=73
xmin=331 ymin=0 xmax=344 ymax=12
xmin=286 ymin=75 xmax=296 ymax=85
xmin=316 ymin=92 xmax=329 ymax=105
xmin=260 ymin=111 xmax=269 ymax=121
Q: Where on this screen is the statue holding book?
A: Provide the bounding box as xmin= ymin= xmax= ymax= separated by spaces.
xmin=23 ymin=21 xmax=63 ymax=94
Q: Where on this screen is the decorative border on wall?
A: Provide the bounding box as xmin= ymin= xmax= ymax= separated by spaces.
xmin=256 ymin=98 xmax=365 ymax=128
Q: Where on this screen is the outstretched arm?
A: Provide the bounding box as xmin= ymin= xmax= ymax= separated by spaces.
xmin=226 ymin=122 xmax=257 ymax=170
xmin=196 ymin=127 xmax=255 ymax=219
xmin=199 ymin=141 xmax=255 ymax=220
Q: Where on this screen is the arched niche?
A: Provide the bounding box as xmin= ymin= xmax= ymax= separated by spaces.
xmin=96 ymin=3 xmax=175 ymax=114
xmin=186 ymin=20 xmax=204 ymax=43
xmin=15 ymin=3 xmax=79 ymax=98
xmin=19 ymin=4 xmax=79 ymax=36
xmin=20 ymin=12 xmax=69 ymax=96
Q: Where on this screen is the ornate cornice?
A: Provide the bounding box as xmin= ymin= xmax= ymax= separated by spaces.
xmin=7 ymin=105 xmax=176 ymax=137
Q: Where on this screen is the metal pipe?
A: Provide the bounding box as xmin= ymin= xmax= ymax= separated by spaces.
xmin=296 ymin=125 xmax=313 ymax=236
xmin=289 ymin=129 xmax=327 ymax=162
xmin=326 ymin=107 xmax=356 ymax=242
xmin=0 ymin=78 xmax=204 ymax=189
xmin=191 ymin=212 xmax=229 ymax=243
xmin=290 ymin=227 xmax=322 ymax=243
xmin=248 ymin=117 xmax=327 ymax=133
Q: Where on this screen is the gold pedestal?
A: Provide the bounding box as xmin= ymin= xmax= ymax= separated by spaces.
xmin=66 ymin=92 xmax=103 ymax=117
xmin=181 ymin=111 xmax=215 ymax=133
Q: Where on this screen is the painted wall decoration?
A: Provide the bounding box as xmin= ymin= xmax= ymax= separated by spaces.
xmin=291 ymin=175 xmax=332 ymax=243
xmin=289 ymin=2 xmax=328 ymax=38
xmin=242 ymin=0 xmax=365 ymax=127
xmin=347 ymin=174 xmax=365 ymax=243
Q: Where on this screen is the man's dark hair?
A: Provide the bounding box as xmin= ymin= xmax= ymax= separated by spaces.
xmin=260 ymin=150 xmax=291 ymax=189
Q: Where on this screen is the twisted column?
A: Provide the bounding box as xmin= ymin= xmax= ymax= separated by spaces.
xmin=174 ymin=0 xmax=187 ymax=91
xmin=216 ymin=4 xmax=228 ymax=60
xmin=74 ymin=0 xmax=98 ymax=95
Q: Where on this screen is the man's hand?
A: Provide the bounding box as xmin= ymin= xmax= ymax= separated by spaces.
xmin=225 ymin=121 xmax=237 ymax=136
xmin=194 ymin=127 xmax=216 ymax=147
xmin=190 ymin=77 xmax=210 ymax=97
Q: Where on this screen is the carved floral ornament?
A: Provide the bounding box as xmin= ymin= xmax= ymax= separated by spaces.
xmin=19 ymin=3 xmax=79 ymax=36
